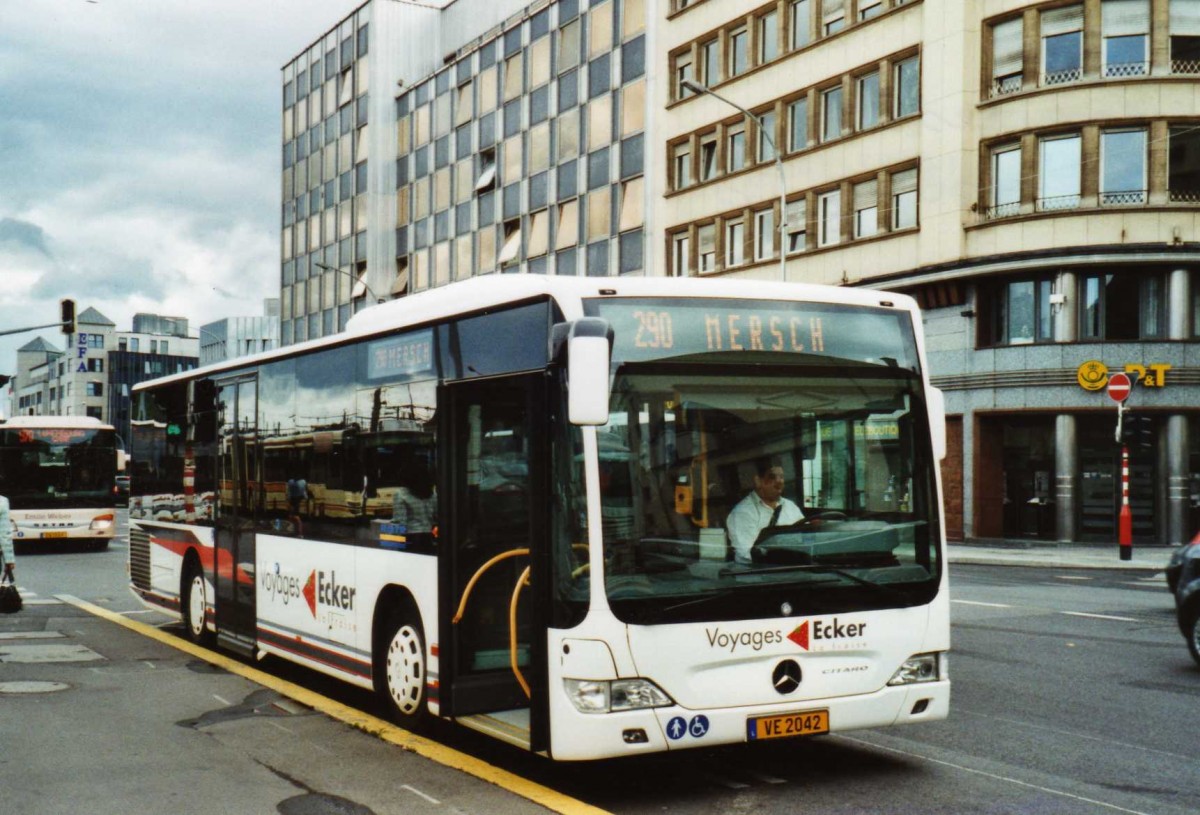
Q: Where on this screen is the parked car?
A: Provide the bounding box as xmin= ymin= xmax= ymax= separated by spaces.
xmin=115 ymin=475 xmax=130 ymax=497
xmin=1166 ymin=531 xmax=1200 ymax=594
xmin=1174 ymin=536 xmax=1200 ymax=667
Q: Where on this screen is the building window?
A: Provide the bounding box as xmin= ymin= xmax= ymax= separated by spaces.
xmin=791 ymin=0 xmax=812 ymax=49
xmin=788 ymin=97 xmax=808 ymax=151
xmin=754 ymin=208 xmax=776 ymax=260
xmin=857 ymin=71 xmax=879 ymax=129
xmin=672 ymin=232 xmax=690 ymax=276
xmin=990 ymin=17 xmax=1024 ymax=96
xmin=860 ymin=0 xmax=883 ymax=20
xmin=986 ymin=278 xmax=1056 ymax=346
xmin=86 ymin=382 xmax=103 ymax=397
xmin=675 ymin=53 xmax=694 ymax=99
xmin=821 ymin=86 xmax=843 ymax=142
xmin=701 ymin=39 xmax=719 ymax=86
xmin=1079 ymin=271 xmax=1166 ymax=339
xmin=725 ymin=219 xmax=745 ymax=267
xmin=759 ymin=11 xmax=779 ymax=63
xmin=700 ymin=134 xmax=718 ymax=180
xmin=817 ymin=189 xmax=841 ymax=247
xmin=1041 ymin=5 xmax=1084 ymax=85
xmin=130 ymin=338 xmax=140 ymax=352
xmin=786 ymin=198 xmax=807 ymax=253
xmin=853 ymin=179 xmax=878 ymax=238
xmin=990 ymin=143 xmax=1022 ymax=218
xmin=1038 ymin=134 xmax=1081 ymax=211
xmin=822 ymin=0 xmax=846 ymax=35
xmin=475 ymin=148 xmax=497 ymax=192
xmin=1100 ymin=128 xmax=1147 ymax=205
xmin=729 ymin=27 xmax=749 ymax=77
xmin=757 ymin=110 xmax=777 ymax=162
xmin=727 ymin=124 xmax=746 ymax=173
xmin=892 ymin=167 xmax=918 ymax=229
xmin=1170 ymin=0 xmax=1200 ymax=73
xmin=1102 ymin=0 xmax=1150 ymax=77
xmin=87 ymin=334 xmax=105 ymax=348
xmin=698 ymin=224 xmax=716 ymax=272
xmin=893 ymin=56 xmax=920 ymax=117
xmin=1169 ymin=125 xmax=1200 ymax=202
xmin=673 ymin=142 xmax=692 ymax=190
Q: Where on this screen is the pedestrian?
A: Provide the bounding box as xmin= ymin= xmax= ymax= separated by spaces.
xmin=0 ymin=492 xmax=18 ymax=613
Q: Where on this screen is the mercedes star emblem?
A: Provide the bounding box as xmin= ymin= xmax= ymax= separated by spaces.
xmin=773 ymin=659 xmax=802 ymax=694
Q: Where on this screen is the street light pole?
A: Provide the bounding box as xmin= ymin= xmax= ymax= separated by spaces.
xmin=313 ymin=261 xmax=385 ymax=304
xmin=680 ymin=79 xmax=789 ymax=281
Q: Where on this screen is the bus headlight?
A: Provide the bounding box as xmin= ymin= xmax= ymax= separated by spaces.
xmin=887 ymin=652 xmax=945 ymax=686
xmin=564 ymin=678 xmax=673 ymax=713
xmin=90 ymin=514 xmax=115 ymax=532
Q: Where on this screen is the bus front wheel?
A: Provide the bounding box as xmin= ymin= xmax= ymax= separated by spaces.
xmin=378 ymin=609 xmax=430 ymax=728
xmin=181 ymin=561 xmax=213 ymax=646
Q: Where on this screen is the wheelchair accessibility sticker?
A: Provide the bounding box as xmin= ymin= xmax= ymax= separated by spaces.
xmin=666 ymin=714 xmax=710 ymax=740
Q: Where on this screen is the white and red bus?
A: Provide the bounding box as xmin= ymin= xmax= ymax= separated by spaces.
xmin=0 ymin=416 xmax=120 ymax=550
xmin=128 ymin=276 xmax=949 ymax=760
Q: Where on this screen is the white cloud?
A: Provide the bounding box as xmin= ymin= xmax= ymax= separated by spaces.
xmin=0 ymin=0 xmax=362 ymax=381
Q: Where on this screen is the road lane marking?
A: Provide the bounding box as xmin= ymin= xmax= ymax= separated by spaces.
xmin=401 ymin=784 xmax=441 ymax=805
xmin=1053 ymin=576 xmax=1092 ymax=581
xmin=59 ymin=594 xmax=612 ymax=815
xmin=838 ymin=735 xmax=1154 ymax=815
xmin=1059 ymin=611 xmax=1141 ymax=622
xmin=952 ymin=600 xmax=1013 ymax=608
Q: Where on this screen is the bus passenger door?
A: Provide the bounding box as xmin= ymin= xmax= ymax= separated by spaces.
xmin=439 ymin=373 xmax=549 ymax=751
xmin=214 ymin=376 xmax=259 ymax=653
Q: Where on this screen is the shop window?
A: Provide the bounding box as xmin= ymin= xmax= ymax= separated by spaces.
xmin=1078 ymin=271 xmax=1165 ymax=340
xmin=1042 ymin=5 xmax=1084 ymax=85
xmin=984 ymin=277 xmax=1056 ymax=346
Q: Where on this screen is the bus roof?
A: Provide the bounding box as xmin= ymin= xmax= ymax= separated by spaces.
xmin=134 ymin=275 xmax=919 ymax=393
xmin=0 ymin=416 xmax=115 ymax=431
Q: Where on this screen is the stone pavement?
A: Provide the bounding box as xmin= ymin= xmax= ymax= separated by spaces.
xmin=947 ymin=541 xmax=1173 ymax=571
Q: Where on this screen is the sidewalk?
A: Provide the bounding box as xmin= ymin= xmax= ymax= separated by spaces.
xmin=947 ymin=540 xmax=1171 ymax=571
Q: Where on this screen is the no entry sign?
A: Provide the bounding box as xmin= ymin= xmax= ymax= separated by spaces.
xmin=1107 ymin=372 xmax=1132 ymax=403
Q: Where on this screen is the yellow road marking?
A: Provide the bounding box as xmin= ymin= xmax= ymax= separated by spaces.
xmin=59 ymin=595 xmax=612 ymax=815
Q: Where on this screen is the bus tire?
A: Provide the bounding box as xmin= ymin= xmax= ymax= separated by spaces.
xmin=377 ymin=608 xmax=430 ymax=728
xmin=181 ymin=559 xmax=214 ymax=646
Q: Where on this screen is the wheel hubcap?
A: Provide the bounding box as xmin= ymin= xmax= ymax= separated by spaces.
xmin=386 ymin=625 xmax=424 ymax=715
xmin=188 ymin=575 xmax=206 ymax=636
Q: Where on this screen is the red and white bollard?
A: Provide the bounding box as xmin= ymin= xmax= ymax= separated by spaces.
xmin=1118 ymin=444 xmax=1132 ymax=561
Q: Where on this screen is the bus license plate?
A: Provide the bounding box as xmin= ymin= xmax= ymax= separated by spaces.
xmin=42 ymin=531 xmax=68 ymax=539
xmin=747 ymin=710 xmax=829 ymax=741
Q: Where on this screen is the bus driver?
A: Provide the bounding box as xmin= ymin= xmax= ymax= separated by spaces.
xmin=726 ymin=458 xmax=803 ymax=564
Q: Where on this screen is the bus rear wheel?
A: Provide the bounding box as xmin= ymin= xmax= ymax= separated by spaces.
xmin=1186 ymin=604 xmax=1200 ymax=668
xmin=181 ymin=562 xmax=213 ymax=646
xmin=378 ymin=610 xmax=430 ymax=728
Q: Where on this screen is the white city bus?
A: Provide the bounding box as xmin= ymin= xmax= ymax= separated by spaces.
xmin=0 ymin=416 xmax=120 ymax=550
xmin=127 ymin=276 xmax=949 ymax=760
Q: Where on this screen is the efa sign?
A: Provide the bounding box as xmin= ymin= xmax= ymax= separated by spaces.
xmin=1077 ymin=360 xmax=1170 ymax=391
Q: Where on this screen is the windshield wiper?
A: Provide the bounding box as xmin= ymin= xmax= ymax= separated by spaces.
xmin=720 ymin=563 xmax=907 ymax=598
xmin=660 ymin=577 xmax=843 ymax=613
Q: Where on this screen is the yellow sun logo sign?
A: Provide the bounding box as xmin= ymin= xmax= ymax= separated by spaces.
xmin=1076 ymin=360 xmax=1108 ymax=391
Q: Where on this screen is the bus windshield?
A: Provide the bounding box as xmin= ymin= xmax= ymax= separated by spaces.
xmin=596 ymin=365 xmax=941 ymax=625
xmin=0 ymin=426 xmax=118 ymax=509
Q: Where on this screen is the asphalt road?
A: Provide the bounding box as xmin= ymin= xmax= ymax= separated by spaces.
xmin=3 ymin=521 xmax=1196 ymax=815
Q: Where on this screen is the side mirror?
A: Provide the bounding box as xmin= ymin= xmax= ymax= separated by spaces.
xmin=927 ymin=386 xmax=947 ymax=461
xmin=567 ymin=318 xmax=611 ymax=426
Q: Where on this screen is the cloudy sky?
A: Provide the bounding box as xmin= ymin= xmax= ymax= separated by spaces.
xmin=0 ymin=0 xmax=361 ymax=387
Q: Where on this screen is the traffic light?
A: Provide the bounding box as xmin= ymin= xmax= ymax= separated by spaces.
xmin=1121 ymin=414 xmax=1155 ymax=451
xmin=60 ymin=298 xmax=76 ymax=335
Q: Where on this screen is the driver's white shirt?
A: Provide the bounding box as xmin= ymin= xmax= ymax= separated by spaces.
xmin=726 ymin=492 xmax=803 ymax=564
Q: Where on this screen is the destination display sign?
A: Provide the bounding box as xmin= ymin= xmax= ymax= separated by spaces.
xmin=366 ymin=329 xmax=435 ymax=381
xmin=11 ymin=428 xmax=91 ymax=446
xmin=584 ymin=298 xmax=919 ymax=369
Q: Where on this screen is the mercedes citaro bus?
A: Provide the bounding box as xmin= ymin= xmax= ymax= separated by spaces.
xmin=127 ymin=276 xmax=949 ymax=760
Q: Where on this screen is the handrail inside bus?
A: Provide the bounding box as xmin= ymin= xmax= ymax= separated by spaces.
xmin=451 ymin=548 xmax=530 ymax=625
xmin=510 ymin=566 xmax=532 ymax=699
